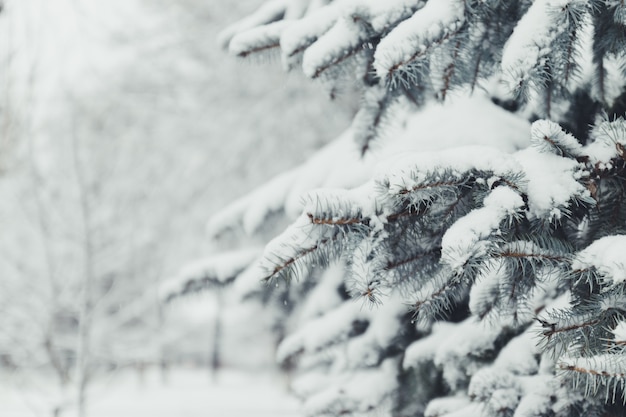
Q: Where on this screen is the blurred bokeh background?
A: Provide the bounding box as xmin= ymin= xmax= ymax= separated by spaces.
xmin=0 ymin=1 xmax=354 ymax=415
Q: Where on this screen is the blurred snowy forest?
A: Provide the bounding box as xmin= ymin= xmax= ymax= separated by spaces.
xmin=0 ymin=0 xmax=353 ymax=415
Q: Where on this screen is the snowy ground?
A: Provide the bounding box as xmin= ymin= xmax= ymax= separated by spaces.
xmin=0 ymin=368 xmax=302 ymax=417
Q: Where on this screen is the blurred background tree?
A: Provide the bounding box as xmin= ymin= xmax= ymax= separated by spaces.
xmin=0 ymin=0 xmax=353 ymax=415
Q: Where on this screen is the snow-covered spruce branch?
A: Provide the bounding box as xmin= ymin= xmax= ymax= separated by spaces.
xmin=213 ymin=1 xmax=626 ymax=415
xmin=501 ymin=0 xmax=589 ymax=114
xmin=160 ymin=248 xmax=261 ymax=302
xmin=229 ymin=21 xmax=287 ymax=58
xmin=374 ymin=0 xmax=465 ymax=87
xmin=558 ymin=355 xmax=626 ymax=404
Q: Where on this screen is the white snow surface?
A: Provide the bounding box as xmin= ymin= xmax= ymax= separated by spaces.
xmin=0 ymin=368 xmax=301 ymax=417
xmin=513 ymin=387 xmax=556 ymax=417
xmin=571 ymin=235 xmax=626 ymax=287
xmin=501 ymin=0 xmax=552 ymax=72
xmin=439 ymin=403 xmax=484 ymax=417
xmin=379 ymin=145 xmax=520 ymax=197
xmin=268 ymin=0 xmax=425 ymax=67
xmin=404 ymin=317 xmax=504 ymax=391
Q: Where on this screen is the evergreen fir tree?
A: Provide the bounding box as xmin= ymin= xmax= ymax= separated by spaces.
xmin=204 ymin=1 xmax=626 ymax=416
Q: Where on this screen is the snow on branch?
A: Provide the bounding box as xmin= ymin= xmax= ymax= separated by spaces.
xmin=212 ymin=1 xmax=626 ymax=415
xmin=229 ymin=21 xmax=290 ymax=58
xmin=440 ymin=185 xmax=526 ymax=275
xmin=378 ymin=146 xmax=522 ymax=201
xmin=206 ymin=129 xmax=371 ymax=239
xmin=571 ymin=235 xmax=626 ymax=288
xmin=300 ymin=358 xmax=399 ymax=417
xmin=218 ymin=0 xmax=290 ymax=49
xmin=558 ymin=354 xmax=626 ymax=403
xmin=373 ymin=0 xmax=464 ymax=86
xmin=279 ymin=2 xmax=343 ymax=66
xmin=531 ymin=119 xmax=584 ymax=158
xmin=258 ymin=186 xmax=376 ymax=283
xmin=501 ymin=0 xmax=588 ymax=106
xmin=586 ymin=117 xmax=626 ymax=164
xmin=277 ymin=299 xmax=369 ymax=363
xmin=160 ymin=248 xmax=261 ymax=302
xmin=301 ymin=14 xmax=371 ymax=79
